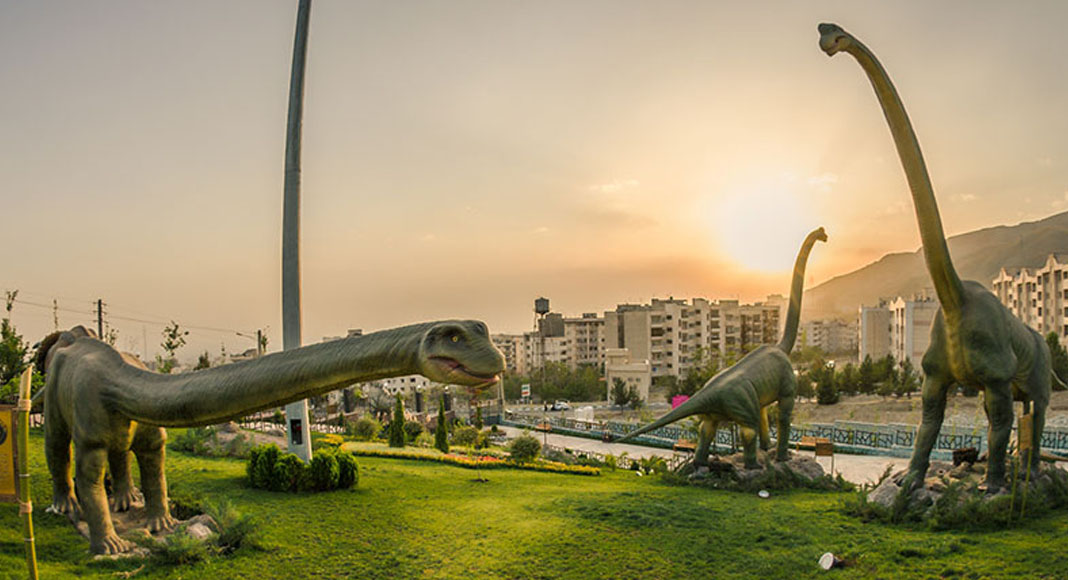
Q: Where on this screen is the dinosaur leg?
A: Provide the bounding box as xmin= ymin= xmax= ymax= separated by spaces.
xmin=132 ymin=424 xmax=177 ymax=533
xmin=775 ymin=395 xmax=794 ymax=462
xmin=758 ymin=408 xmax=771 ymax=452
xmin=44 ymin=415 xmax=79 ymax=518
xmin=739 ymin=426 xmax=759 ymax=469
xmin=75 ymin=444 xmax=132 ymax=555
xmin=1028 ymin=397 xmax=1048 ymax=475
xmin=108 ymin=447 xmax=141 ymax=513
xmin=906 ymin=373 xmax=953 ymax=490
xmin=984 ymin=385 xmax=1014 ymax=493
xmin=694 ymin=418 xmax=718 ymax=469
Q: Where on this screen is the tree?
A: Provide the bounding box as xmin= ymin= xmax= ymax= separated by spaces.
xmin=837 ymin=363 xmax=859 ymax=396
xmin=895 ymin=358 xmax=920 ymax=398
xmin=812 ymin=359 xmax=839 ymax=405
xmin=388 ymin=394 xmax=406 ymax=448
xmin=157 ymin=320 xmax=188 ymax=374
xmin=474 ymin=405 xmax=484 ymax=430
xmin=193 ymin=351 xmax=212 ymax=370
xmin=0 ymin=291 xmax=28 ymax=386
xmin=857 ymin=355 xmax=876 ymax=394
xmin=434 ymin=397 xmax=449 ymax=453
xmin=795 ymin=370 xmax=815 ymax=400
xmin=611 ymin=377 xmax=630 ymax=408
xmin=626 ymin=386 xmax=643 ymax=410
xmin=1047 ymin=332 xmax=1068 ymax=384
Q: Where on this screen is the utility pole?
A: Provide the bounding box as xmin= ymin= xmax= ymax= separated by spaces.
xmin=256 ymin=329 xmax=264 ymax=357
xmin=96 ymin=299 xmax=103 ymax=338
xmin=281 ymin=0 xmax=313 ymax=462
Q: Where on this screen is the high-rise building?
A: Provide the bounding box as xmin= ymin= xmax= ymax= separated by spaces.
xmin=857 ymin=294 xmax=936 ymax=367
xmin=604 ymin=296 xmax=781 ymax=378
xmin=993 ymin=254 xmax=1068 ymax=341
xmin=801 ymin=319 xmax=859 ymax=354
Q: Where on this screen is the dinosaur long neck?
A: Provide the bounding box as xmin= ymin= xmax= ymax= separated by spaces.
xmin=842 ymin=40 xmax=965 ymax=319
xmin=777 ymin=230 xmax=823 ymax=353
xmin=107 ymin=323 xmax=431 ymax=427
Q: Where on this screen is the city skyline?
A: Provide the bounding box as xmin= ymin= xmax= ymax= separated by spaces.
xmin=3 ymin=1 xmax=1068 ymax=359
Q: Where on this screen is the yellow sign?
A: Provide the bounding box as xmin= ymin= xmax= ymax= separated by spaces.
xmin=0 ymin=406 xmax=16 ymax=501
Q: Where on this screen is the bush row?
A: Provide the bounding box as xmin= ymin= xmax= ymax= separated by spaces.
xmin=246 ymin=444 xmax=359 ymax=492
xmin=347 ymin=446 xmax=600 ymax=476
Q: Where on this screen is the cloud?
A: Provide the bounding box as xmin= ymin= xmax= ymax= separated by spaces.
xmin=879 ymin=201 xmax=908 ymax=216
xmin=952 ymin=193 xmax=977 ymax=202
xmin=807 ymin=172 xmax=839 ymax=193
xmin=588 ymin=179 xmax=639 ymax=194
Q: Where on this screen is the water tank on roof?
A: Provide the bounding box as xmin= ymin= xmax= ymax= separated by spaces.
xmin=535 ymin=297 xmax=550 ymax=315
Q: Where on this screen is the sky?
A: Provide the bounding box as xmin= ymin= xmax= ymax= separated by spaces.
xmin=2 ymin=1 xmax=1068 ymax=362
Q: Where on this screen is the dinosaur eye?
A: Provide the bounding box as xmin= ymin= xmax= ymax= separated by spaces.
xmin=451 ymin=335 xmax=460 ymax=343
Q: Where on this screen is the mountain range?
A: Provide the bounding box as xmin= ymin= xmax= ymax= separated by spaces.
xmin=802 ymin=211 xmax=1068 ymax=320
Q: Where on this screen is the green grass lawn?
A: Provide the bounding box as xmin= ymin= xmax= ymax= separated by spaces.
xmin=2 ymin=429 xmax=1067 ymax=579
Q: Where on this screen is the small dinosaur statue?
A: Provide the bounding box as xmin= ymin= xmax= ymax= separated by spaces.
xmin=819 ymin=23 xmax=1056 ymax=493
xmin=38 ymin=320 xmax=504 ymax=554
xmin=617 ymin=227 xmax=827 ymax=469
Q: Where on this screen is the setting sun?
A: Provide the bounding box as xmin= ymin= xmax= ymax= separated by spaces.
xmin=713 ymin=183 xmax=817 ymax=272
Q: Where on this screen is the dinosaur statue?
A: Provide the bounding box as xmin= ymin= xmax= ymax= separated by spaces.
xmin=617 ymin=227 xmax=827 ymax=469
xmin=818 ymin=23 xmax=1055 ymax=493
xmin=37 ymin=320 xmax=504 ymax=554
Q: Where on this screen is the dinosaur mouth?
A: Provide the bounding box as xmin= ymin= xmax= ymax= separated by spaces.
xmin=428 ymin=356 xmax=501 ymax=386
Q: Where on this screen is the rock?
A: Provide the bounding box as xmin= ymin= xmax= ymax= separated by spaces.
xmin=185 ymin=514 xmax=219 ymax=532
xmin=928 ymin=479 xmax=946 ymax=493
xmin=184 ymin=523 xmax=214 ymax=542
xmin=218 ymin=421 xmax=240 ymax=434
xmin=784 ymin=456 xmax=826 ymax=481
xmin=868 ymin=476 xmax=902 ymax=508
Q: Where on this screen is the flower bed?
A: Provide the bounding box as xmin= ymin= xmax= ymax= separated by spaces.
xmin=346 ymin=446 xmax=600 ymax=476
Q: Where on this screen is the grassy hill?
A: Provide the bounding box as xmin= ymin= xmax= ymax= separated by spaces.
xmin=803 ymin=210 xmax=1068 ymax=319
xmin=2 ymin=429 xmax=1067 ymax=578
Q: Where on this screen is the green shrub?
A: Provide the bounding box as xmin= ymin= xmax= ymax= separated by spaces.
xmin=507 ymin=433 xmax=541 ymax=463
xmin=170 ymin=426 xmax=217 ymax=455
xmin=474 ymin=406 xmax=484 ymax=429
xmin=451 ymin=426 xmax=479 ymax=447
xmin=403 ymin=421 xmax=425 ymax=442
xmin=249 ymin=444 xmax=280 ymax=489
xmin=136 ymin=528 xmax=210 ymax=565
xmin=350 ymin=415 xmax=382 ymax=441
xmin=203 ymin=498 xmax=261 ymax=553
xmin=336 ymin=451 xmax=359 ymax=489
xmin=388 ymin=395 xmax=406 ymax=448
xmin=223 ymin=433 xmax=253 ymax=458
xmin=313 ymin=432 xmax=345 ymax=450
xmin=307 ymin=450 xmax=340 ymax=491
xmin=413 ymin=431 xmax=434 ymax=448
xmin=271 ymin=453 xmax=305 ymax=492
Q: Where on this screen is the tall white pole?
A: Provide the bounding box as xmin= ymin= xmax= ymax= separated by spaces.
xmin=282 ymin=0 xmax=313 ymax=462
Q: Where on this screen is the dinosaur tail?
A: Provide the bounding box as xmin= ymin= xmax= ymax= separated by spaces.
xmin=777 ymin=227 xmax=827 ymax=354
xmin=1054 ymin=370 xmax=1068 ymax=392
xmin=615 ymin=395 xmax=707 ymax=443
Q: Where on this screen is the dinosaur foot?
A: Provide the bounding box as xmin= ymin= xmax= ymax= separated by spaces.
xmin=90 ymin=532 xmax=134 ymax=555
xmin=48 ymin=494 xmax=81 ymax=521
xmin=109 ymin=487 xmax=143 ymax=512
xmin=145 ymin=513 xmax=178 ymax=534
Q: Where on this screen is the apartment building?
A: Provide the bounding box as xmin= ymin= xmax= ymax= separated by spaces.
xmin=604 ymin=348 xmax=652 ymax=402
xmin=800 ymin=318 xmax=859 ymax=354
xmin=604 ymin=296 xmax=782 ymax=379
xmin=993 ymin=254 xmax=1068 ymax=341
xmin=857 ymin=294 xmax=937 ymax=368
xmin=491 ymin=333 xmax=523 ymax=375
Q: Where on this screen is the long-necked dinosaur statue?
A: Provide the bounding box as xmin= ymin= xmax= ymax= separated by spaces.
xmin=617 ymin=227 xmax=827 ymax=469
xmin=818 ymin=23 xmax=1055 ymax=493
xmin=37 ymin=320 xmax=504 ymax=554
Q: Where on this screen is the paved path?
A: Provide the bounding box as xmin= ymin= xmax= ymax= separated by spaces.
xmin=499 ymin=425 xmax=900 ymax=485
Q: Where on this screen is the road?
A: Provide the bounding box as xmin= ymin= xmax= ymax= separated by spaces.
xmin=499 ymin=425 xmax=901 ymax=485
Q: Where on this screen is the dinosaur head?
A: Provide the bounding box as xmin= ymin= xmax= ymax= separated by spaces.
xmin=418 ymin=320 xmax=506 ymax=395
xmin=812 ymin=226 xmax=828 ymax=243
xmin=818 ymin=23 xmax=853 ymax=56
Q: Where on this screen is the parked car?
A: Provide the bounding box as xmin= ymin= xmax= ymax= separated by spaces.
xmin=551 ymin=400 xmax=571 ymax=411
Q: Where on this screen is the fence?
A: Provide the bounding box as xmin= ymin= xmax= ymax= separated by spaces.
xmin=503 ymin=411 xmax=1068 ymax=460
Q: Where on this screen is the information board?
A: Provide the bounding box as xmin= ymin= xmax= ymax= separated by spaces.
xmin=0 ymin=407 xmax=16 ymax=502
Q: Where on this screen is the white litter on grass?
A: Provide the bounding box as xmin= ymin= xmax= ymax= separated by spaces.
xmin=819 ymin=552 xmax=842 ymax=570
xmin=635 ymin=471 xmax=644 ymax=477
xmin=758 ymin=490 xmax=770 ymax=499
